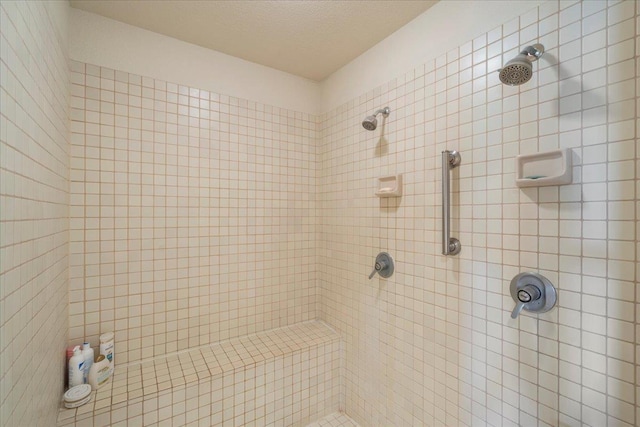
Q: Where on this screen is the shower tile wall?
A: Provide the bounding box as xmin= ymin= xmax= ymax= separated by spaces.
xmin=319 ymin=1 xmax=638 ymax=426
xmin=0 ymin=1 xmax=69 ymax=426
xmin=68 ymin=61 xmax=319 ymax=363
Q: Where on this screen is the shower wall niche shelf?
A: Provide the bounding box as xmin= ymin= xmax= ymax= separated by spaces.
xmin=375 ymin=174 xmax=402 ymax=197
xmin=515 ymin=149 xmax=572 ymax=188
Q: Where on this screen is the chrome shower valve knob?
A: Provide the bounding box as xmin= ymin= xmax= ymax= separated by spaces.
xmin=510 ymin=272 xmax=556 ymax=319
xmin=369 ymin=252 xmax=394 ymax=279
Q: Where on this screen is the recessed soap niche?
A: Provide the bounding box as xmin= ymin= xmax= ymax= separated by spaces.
xmin=375 ymin=174 xmax=402 ymax=197
xmin=515 ymin=149 xmax=572 ymax=188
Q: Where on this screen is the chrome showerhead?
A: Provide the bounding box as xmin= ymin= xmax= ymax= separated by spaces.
xmin=362 ymin=107 xmax=390 ymax=131
xmin=362 ymin=115 xmax=378 ymax=130
xmin=499 ymin=43 xmax=544 ymax=86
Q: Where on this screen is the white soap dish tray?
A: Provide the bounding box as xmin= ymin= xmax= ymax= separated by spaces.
xmin=375 ymin=174 xmax=402 ymax=197
xmin=515 ymin=149 xmax=572 ymax=188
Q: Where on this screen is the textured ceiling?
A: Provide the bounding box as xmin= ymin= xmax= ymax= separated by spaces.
xmin=69 ymin=0 xmax=438 ymax=81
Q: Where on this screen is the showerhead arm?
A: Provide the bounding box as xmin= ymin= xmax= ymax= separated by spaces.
xmin=374 ymin=107 xmax=390 ymax=118
xmin=521 ymin=43 xmax=544 ymax=62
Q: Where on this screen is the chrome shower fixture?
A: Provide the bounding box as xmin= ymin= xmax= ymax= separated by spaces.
xmin=499 ymin=43 xmax=544 ymax=86
xmin=362 ymin=107 xmax=390 ymax=131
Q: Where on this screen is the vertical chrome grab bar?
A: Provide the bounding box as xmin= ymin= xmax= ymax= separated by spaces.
xmin=442 ymin=150 xmax=461 ymax=256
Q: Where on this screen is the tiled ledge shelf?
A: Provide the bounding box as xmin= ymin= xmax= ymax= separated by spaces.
xmin=58 ymin=321 xmax=342 ymax=427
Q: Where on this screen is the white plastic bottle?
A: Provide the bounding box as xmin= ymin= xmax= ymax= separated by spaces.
xmin=81 ymin=342 xmax=94 ymax=383
xmin=99 ymin=332 xmax=114 ymax=375
xmin=68 ymin=346 xmax=84 ymax=388
xmin=88 ymin=354 xmax=112 ymax=390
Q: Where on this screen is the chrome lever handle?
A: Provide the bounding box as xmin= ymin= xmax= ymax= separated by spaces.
xmin=368 ymin=266 xmax=378 ymax=279
xmin=511 ymin=301 xmax=525 ymax=319
xmin=511 ymin=284 xmax=542 ymax=318
xmin=369 ymin=261 xmax=386 ymax=279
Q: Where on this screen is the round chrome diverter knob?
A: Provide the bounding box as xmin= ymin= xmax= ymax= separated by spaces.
xmin=517 ymin=284 xmax=541 ymax=303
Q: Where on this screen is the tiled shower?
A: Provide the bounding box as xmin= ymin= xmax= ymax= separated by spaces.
xmin=320 ymin=0 xmax=638 ymax=424
xmin=1 ymin=0 xmax=638 ymax=426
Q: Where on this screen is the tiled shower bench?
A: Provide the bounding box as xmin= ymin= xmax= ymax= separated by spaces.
xmin=57 ymin=321 xmax=342 ymax=427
